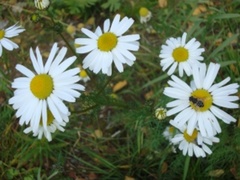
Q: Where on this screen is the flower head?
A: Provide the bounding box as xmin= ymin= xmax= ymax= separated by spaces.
xmin=9 ymin=43 xmax=85 ymax=133
xmin=163 ymin=125 xmax=177 ymax=140
xmin=164 ymin=63 xmax=239 ymax=137
xmin=24 ymin=109 xmax=68 ymax=141
xmin=75 ymin=14 xmax=140 ymax=76
xmin=34 ymin=0 xmax=50 ymax=10
xmin=159 ymin=32 xmax=205 ymax=77
xmin=139 ymin=7 xmax=152 ymax=23
xmin=170 ymin=123 xmax=219 ymax=157
xmin=163 ymin=126 xmax=178 ymax=153
xmin=155 ymin=107 xmax=167 ymax=120
xmin=79 ymin=68 xmax=90 ymax=82
xmin=0 ymin=23 xmax=25 ymax=57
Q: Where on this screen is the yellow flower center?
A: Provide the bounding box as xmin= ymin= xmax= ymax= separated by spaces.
xmin=168 ymin=126 xmax=175 ymax=133
xmin=172 ymin=47 xmax=189 ymax=62
xmin=39 ymin=109 xmax=54 ymax=126
xmin=97 ymin=32 xmax=118 ymax=51
xmin=30 ymin=74 xmax=53 ymax=99
xmin=0 ymin=29 xmax=5 ymax=39
xmin=139 ymin=7 xmax=149 ymax=17
xmin=189 ymin=89 xmax=213 ymax=112
xmin=80 ymin=69 xmax=88 ymax=78
xmin=183 ymin=129 xmax=198 ymax=143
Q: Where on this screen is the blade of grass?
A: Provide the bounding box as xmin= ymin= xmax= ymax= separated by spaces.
xmin=82 ymin=148 xmax=117 ymax=170
xmin=211 ymin=13 xmax=240 ymax=19
xmin=207 ymin=34 xmax=238 ymax=61
xmin=141 ymin=74 xmax=168 ymax=89
xmin=67 ymin=153 xmax=109 ymax=174
xmin=183 ymin=156 xmax=191 ymax=180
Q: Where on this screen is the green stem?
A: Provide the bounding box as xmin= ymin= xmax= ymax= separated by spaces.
xmin=59 ymin=33 xmax=77 ymax=58
xmin=76 ymin=104 xmax=98 ymax=115
xmin=183 ymin=156 xmax=191 ymax=180
xmin=96 ymin=74 xmax=114 ymax=96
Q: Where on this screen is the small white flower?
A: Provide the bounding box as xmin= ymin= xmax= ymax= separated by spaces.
xmin=34 ymin=0 xmax=50 ymax=10
xmin=75 ymin=14 xmax=140 ymax=76
xmin=164 ymin=62 xmax=239 ymax=137
xmin=0 ymin=23 xmax=25 ymax=57
xmin=79 ymin=68 xmax=90 ymax=83
xmin=159 ymin=32 xmax=205 ymax=77
xmin=24 ymin=110 xmax=68 ymax=141
xmin=163 ymin=126 xmax=177 ymax=141
xmin=163 ymin=125 xmax=178 ymax=153
xmin=9 ymin=43 xmax=85 ymax=133
xmin=139 ymin=7 xmax=152 ymax=23
xmin=170 ymin=122 xmax=219 ymax=157
xmin=155 ymin=107 xmax=167 ymax=120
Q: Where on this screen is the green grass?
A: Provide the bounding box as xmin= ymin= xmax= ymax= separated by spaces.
xmin=0 ymin=0 xmax=240 ymax=179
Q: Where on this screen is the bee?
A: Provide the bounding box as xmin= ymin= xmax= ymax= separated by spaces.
xmin=195 ymin=100 xmax=204 ymax=107
xmin=189 ymin=96 xmax=204 ymax=108
xmin=189 ymin=96 xmax=197 ymax=104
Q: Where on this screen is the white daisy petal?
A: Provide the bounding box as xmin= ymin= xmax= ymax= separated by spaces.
xmin=186 ymin=112 xmax=197 ymax=135
xmin=1 ymin=38 xmax=17 ymax=50
xmin=95 ymin=26 xmax=102 ymax=36
xmin=110 ymin=14 xmax=121 ymax=32
xmin=203 ymin=63 xmax=220 ymax=89
xmin=164 ymin=87 xmax=189 ymax=99
xmin=30 ymin=47 xmax=41 ymax=74
xmin=82 ymin=28 xmax=99 ymax=39
xmin=41 ymin=100 xmax=47 ymax=130
xmin=103 ymin=19 xmax=110 ymax=32
xmin=210 ymin=106 xmax=236 ymax=124
xmin=208 ymin=77 xmax=230 ymax=92
xmin=167 ymin=62 xmax=178 ymax=76
xmin=75 ymin=38 xmax=96 ymax=45
xmin=166 ymin=104 xmax=189 ymax=116
xmin=118 ymin=34 xmax=140 ymax=42
xmin=48 ymin=47 xmax=68 ymax=72
xmin=15 ymin=64 xmax=35 ymax=78
xmin=36 ymin=46 xmax=44 ymax=73
xmin=44 ymin=43 xmax=59 ymax=72
xmin=50 ymin=56 xmax=77 ymax=76
xmin=0 ymin=43 xmax=2 ymax=56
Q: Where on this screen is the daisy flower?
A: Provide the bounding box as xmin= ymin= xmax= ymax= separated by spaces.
xmin=139 ymin=7 xmax=152 ymax=23
xmin=75 ymin=14 xmax=140 ymax=76
xmin=159 ymin=32 xmax=205 ymax=77
xmin=0 ymin=22 xmax=25 ymax=57
xmin=163 ymin=125 xmax=177 ymax=141
xmin=9 ymin=43 xmax=85 ymax=133
xmin=163 ymin=125 xmax=178 ymax=153
xmin=79 ymin=68 xmax=90 ymax=83
xmin=155 ymin=107 xmax=167 ymax=120
xmin=164 ymin=62 xmax=239 ymax=137
xmin=34 ymin=0 xmax=50 ymax=10
xmin=170 ymin=122 xmax=219 ymax=157
xmin=24 ymin=109 xmax=68 ymax=141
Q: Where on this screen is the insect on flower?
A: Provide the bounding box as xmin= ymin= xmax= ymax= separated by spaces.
xmin=189 ymin=96 xmax=204 ymax=108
